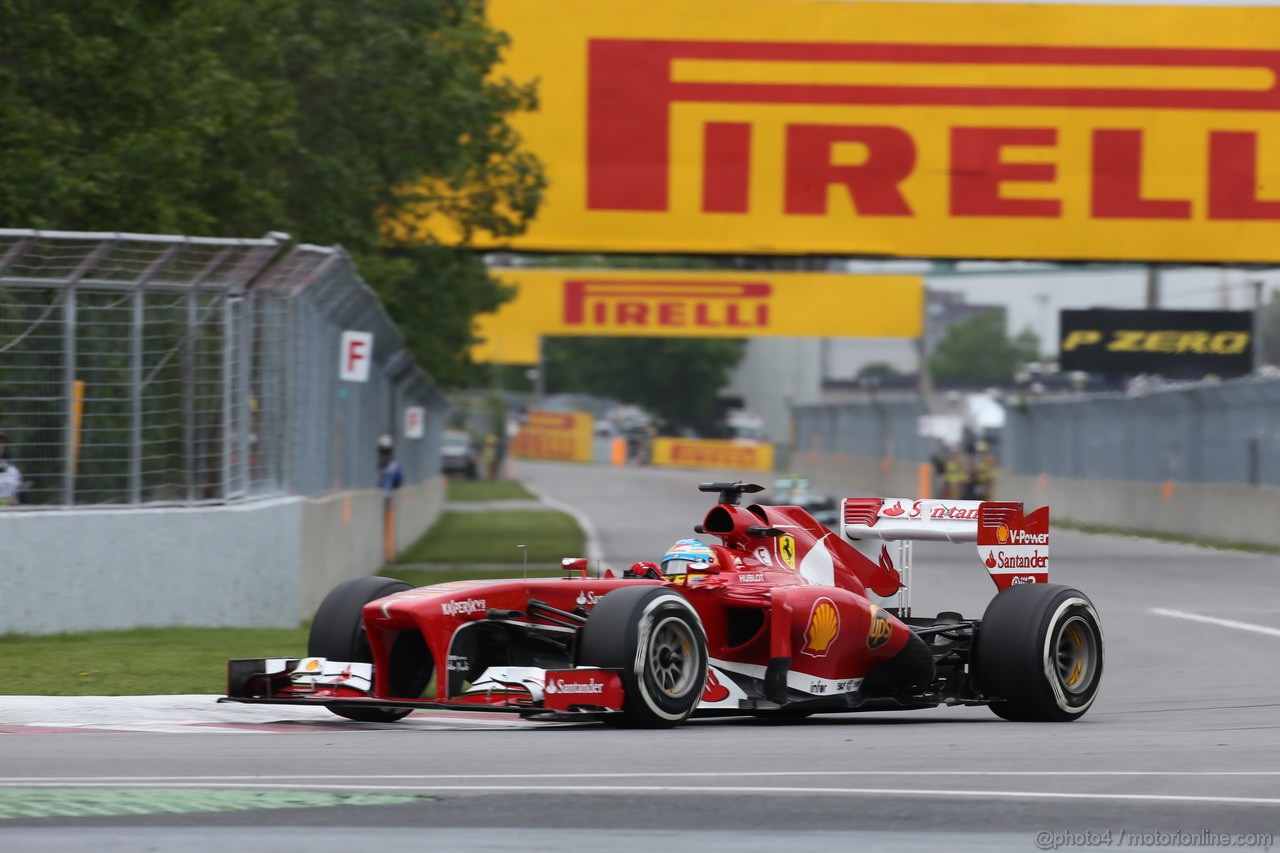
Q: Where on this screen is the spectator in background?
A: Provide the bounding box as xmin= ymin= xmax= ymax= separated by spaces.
xmin=482 ymin=434 xmax=499 ymax=481
xmin=0 ymin=429 xmax=21 ymax=506
xmin=943 ymin=445 xmax=969 ymax=500
xmin=930 ymin=440 xmax=948 ymax=498
xmin=971 ymin=441 xmax=998 ymax=501
xmin=376 ymin=434 xmax=403 ymax=495
xmin=377 ymin=433 xmax=403 ymax=564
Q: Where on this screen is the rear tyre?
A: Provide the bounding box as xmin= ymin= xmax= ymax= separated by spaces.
xmin=577 ymin=586 xmax=708 ymax=729
xmin=973 ymin=583 xmax=1104 ymax=722
xmin=308 ymin=576 xmax=415 ymax=722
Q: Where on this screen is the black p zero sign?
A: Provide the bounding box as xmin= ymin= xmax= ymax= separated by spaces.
xmin=1059 ymin=309 xmax=1253 ymax=375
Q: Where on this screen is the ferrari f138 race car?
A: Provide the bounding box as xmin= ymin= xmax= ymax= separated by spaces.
xmin=224 ymin=482 xmax=1103 ymax=728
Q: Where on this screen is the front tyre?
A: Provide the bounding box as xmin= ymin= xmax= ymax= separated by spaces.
xmin=577 ymin=586 xmax=708 ymax=729
xmin=308 ymin=576 xmax=414 ymax=723
xmin=973 ymin=583 xmax=1103 ymax=722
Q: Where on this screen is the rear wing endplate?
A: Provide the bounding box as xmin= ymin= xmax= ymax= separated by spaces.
xmin=841 ymin=498 xmax=1050 ymax=597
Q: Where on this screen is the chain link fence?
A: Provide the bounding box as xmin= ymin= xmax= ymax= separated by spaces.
xmin=0 ymin=230 xmax=444 ymax=507
xmin=791 ymin=377 xmax=1280 ymax=490
xmin=1002 ymin=376 xmax=1280 ymax=488
xmin=792 ymin=394 xmax=933 ymax=464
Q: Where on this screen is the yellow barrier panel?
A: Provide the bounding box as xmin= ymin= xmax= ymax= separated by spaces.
xmin=651 ymin=437 xmax=774 ymax=471
xmin=70 ymin=379 xmax=85 ymax=478
xmin=391 ymin=0 xmax=1280 ymax=263
xmin=511 ymin=410 xmax=594 ymax=463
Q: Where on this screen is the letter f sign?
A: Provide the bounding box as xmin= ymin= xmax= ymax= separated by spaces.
xmin=340 ymin=331 xmax=374 ymax=382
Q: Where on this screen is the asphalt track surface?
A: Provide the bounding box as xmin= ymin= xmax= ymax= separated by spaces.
xmin=2 ymin=460 xmax=1278 ymax=852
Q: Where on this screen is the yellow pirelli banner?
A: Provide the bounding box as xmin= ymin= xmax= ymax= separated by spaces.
xmin=651 ymin=438 xmax=774 ymax=472
xmin=471 ymin=268 xmax=922 ymax=364
xmin=511 ymin=410 xmax=594 ymax=462
xmin=394 ymin=0 xmax=1280 ymax=263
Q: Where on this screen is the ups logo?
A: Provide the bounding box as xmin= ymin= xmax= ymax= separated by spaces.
xmin=867 ymin=606 xmax=893 ymax=650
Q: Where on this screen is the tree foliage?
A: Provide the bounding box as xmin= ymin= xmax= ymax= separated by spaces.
xmin=543 ymin=338 xmax=746 ymax=434
xmin=930 ymin=312 xmax=1039 ymax=384
xmin=856 ymin=361 xmax=900 ymax=379
xmin=0 ymin=0 xmax=544 ymax=386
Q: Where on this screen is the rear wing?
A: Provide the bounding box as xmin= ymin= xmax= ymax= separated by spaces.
xmin=841 ymin=498 xmax=1049 ymax=599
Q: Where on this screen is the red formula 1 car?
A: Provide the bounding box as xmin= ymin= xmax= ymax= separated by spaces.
xmin=224 ymin=482 xmax=1103 ymax=728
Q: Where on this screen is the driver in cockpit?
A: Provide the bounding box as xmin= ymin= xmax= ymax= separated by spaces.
xmin=625 ymin=538 xmax=717 ymax=582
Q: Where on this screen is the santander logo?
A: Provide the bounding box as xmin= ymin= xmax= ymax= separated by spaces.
xmin=701 ymin=670 xmax=731 ymax=703
xmin=878 ymin=500 xmax=923 ymax=519
xmin=545 ymin=677 xmax=606 ymax=696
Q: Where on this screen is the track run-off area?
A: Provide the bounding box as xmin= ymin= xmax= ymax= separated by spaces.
xmin=2 ymin=461 xmax=1277 ymax=852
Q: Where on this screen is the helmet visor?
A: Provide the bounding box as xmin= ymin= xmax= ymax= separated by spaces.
xmin=662 ymin=557 xmax=712 ymax=577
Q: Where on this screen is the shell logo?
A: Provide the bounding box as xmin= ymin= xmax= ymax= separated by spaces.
xmin=801 ymin=597 xmax=840 ymax=657
xmin=997 ymin=523 xmax=1010 ymax=544
xmin=304 ymin=659 xmax=321 ymax=672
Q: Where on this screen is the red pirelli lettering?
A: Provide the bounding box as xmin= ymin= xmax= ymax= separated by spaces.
xmin=1092 ymin=129 xmax=1193 ymax=220
xmin=1208 ymin=132 xmax=1280 ymax=220
xmin=563 ymin=280 xmax=772 ymax=330
xmin=785 ymin=124 xmax=915 ymax=216
xmin=703 ymin=122 xmax=752 ymax=213
xmin=951 ymin=127 xmax=1060 ymax=218
xmin=587 ymin=39 xmax=1280 ymax=219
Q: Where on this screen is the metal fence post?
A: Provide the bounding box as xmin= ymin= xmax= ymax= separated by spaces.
xmin=184 ymin=284 xmax=197 ymax=503
xmin=62 ymin=281 xmax=76 ymax=506
xmin=130 ymin=281 xmax=143 ymax=504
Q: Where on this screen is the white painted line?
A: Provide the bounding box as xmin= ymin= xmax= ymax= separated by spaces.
xmin=5 ymin=770 xmax=1279 ymax=783
xmin=0 ymin=781 xmax=1276 ymax=807
xmin=1151 ymin=608 xmax=1280 ymax=638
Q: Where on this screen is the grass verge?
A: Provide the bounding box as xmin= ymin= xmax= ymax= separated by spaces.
xmin=395 ymin=509 xmax=584 ymax=565
xmin=0 ymin=626 xmax=308 ymax=696
xmin=445 ymin=479 xmax=535 ymax=502
xmin=1058 ymin=520 xmax=1280 ymax=555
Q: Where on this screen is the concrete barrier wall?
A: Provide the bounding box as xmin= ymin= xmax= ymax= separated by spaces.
xmin=0 ymin=498 xmax=304 ymax=635
xmin=297 ymin=476 xmax=448 ymax=617
xmin=785 ymin=451 xmax=1280 ymax=548
xmin=393 ymin=476 xmax=448 ymax=555
xmin=999 ymin=472 xmax=1280 ymax=549
xmin=0 ymin=476 xmax=446 ymax=636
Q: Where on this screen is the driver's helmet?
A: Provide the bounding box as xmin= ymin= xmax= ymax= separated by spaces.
xmin=660 ymin=538 xmax=716 ymax=578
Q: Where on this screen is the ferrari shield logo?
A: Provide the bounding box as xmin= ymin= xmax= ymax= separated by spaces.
xmin=778 ymin=534 xmax=796 ymax=571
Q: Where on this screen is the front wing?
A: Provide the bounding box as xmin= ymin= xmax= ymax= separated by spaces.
xmin=221 ymin=657 xmax=628 ymax=720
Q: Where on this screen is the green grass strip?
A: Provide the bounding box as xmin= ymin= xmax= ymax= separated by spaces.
xmin=1058 ymin=520 xmax=1280 ymax=555
xmin=445 ymin=480 xmax=535 ymax=502
xmin=0 ymin=788 xmax=426 ymax=820
xmin=396 ymin=509 xmax=584 ymax=565
xmin=0 ymin=626 xmax=308 ymax=696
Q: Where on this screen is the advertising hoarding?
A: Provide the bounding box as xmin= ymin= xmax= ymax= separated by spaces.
xmin=392 ymin=0 xmax=1280 ymax=263
xmin=471 ymin=268 xmax=923 ymax=364
xmin=1059 ymin=308 xmax=1253 ymax=374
